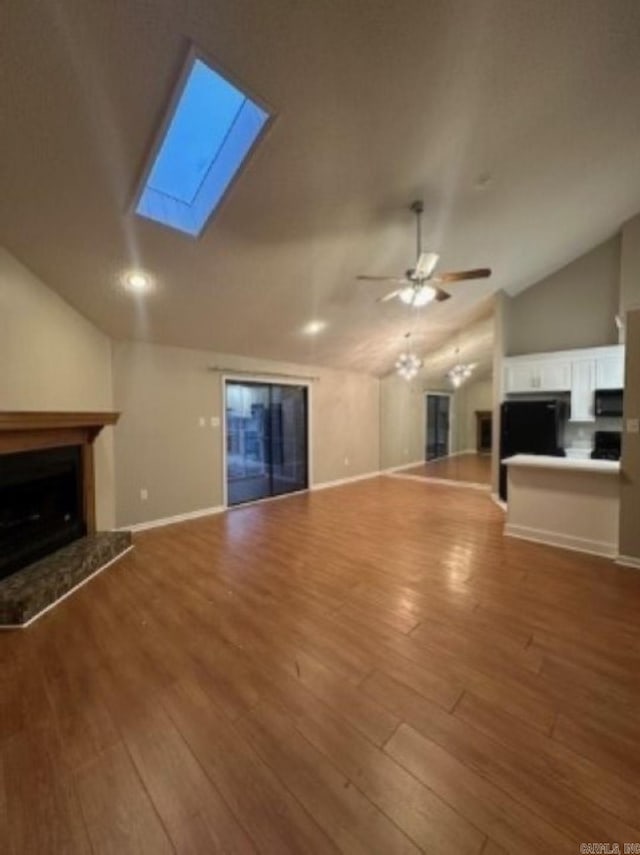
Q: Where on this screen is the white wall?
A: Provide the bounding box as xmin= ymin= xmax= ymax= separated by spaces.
xmin=0 ymin=248 xmax=115 ymax=528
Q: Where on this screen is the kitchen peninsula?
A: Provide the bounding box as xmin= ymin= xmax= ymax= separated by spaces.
xmin=503 ymin=454 xmax=620 ymax=557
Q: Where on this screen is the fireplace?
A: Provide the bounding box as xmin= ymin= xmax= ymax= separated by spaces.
xmin=0 ymin=445 xmax=86 ymax=581
xmin=0 ymin=410 xmax=120 ymax=573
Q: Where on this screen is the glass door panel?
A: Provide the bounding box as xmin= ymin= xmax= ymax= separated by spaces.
xmin=426 ymin=394 xmax=450 ymax=460
xmin=270 ymin=384 xmax=308 ymax=497
xmin=225 ymin=381 xmax=308 ymax=506
xmin=226 ymin=382 xmax=271 ymax=505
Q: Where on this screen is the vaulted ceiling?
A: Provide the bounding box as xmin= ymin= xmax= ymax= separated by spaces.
xmin=2 ymin=0 xmax=640 ymax=375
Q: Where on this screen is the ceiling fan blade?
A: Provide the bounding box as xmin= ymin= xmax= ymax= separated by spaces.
xmin=435 ymin=268 xmax=492 ymax=283
xmin=377 ymin=289 xmax=402 ymax=303
xmin=414 ymin=251 xmax=439 ymax=280
xmin=434 ymin=288 xmax=451 ymax=302
xmin=356 ymin=275 xmax=407 ymax=283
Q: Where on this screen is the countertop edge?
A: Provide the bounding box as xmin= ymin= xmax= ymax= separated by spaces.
xmin=502 ymin=454 xmax=620 ymax=475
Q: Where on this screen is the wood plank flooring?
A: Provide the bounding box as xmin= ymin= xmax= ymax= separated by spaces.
xmin=403 ymin=453 xmax=492 ymax=485
xmin=2 ymin=475 xmax=640 ymax=854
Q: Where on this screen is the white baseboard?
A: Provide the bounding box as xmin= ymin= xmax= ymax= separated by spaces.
xmin=380 ymin=460 xmax=425 ymax=474
xmin=504 ymin=523 xmax=617 ymax=559
xmin=434 ymin=449 xmax=476 ymax=459
xmin=120 ymin=459 xmax=489 ymax=534
xmin=123 ymin=505 xmax=225 ymax=533
xmin=490 ymin=492 xmax=507 ymax=511
xmin=388 ymin=472 xmax=490 ymax=492
xmin=0 ymin=545 xmax=135 ymax=630
xmin=123 ymin=472 xmax=382 ymax=530
xmin=616 ymin=554 xmax=640 ymax=570
xmin=311 ymin=470 xmax=381 ymax=491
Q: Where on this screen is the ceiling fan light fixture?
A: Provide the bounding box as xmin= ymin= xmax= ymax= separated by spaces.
xmin=412 ymin=285 xmax=437 ymax=307
xmin=399 ymin=287 xmax=416 ymax=305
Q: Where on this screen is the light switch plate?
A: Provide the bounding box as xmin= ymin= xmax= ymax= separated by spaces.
xmin=211 ymin=416 xmax=220 ymax=428
xmin=198 ymin=417 xmax=206 ymax=427
xmin=627 ymin=418 xmax=639 ymax=434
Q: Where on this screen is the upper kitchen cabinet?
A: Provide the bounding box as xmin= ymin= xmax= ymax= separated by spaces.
xmin=503 ymin=345 xmax=625 ymax=421
xmin=596 ymin=350 xmax=625 ymax=389
xmin=570 ymin=359 xmax=596 ymax=422
xmin=504 ymin=357 xmax=571 ymax=393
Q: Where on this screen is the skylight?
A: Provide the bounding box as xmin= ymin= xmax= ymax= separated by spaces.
xmin=135 ymin=56 xmax=270 ymax=237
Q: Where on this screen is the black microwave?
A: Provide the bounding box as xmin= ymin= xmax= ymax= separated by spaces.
xmin=594 ymin=389 xmax=624 ymax=417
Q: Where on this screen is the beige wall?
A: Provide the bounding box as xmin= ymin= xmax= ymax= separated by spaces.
xmin=505 ymin=236 xmax=620 ymax=356
xmin=379 ymin=371 xmax=494 ymax=469
xmin=619 ymin=313 xmax=640 ymax=562
xmin=379 ymin=374 xmax=426 ymax=470
xmin=491 ymin=292 xmax=507 ymax=494
xmin=453 ymin=377 xmax=493 ymax=453
xmin=0 ymin=248 xmax=115 ymax=528
xmin=620 ymin=213 xmax=640 ymax=325
xmin=112 ymin=341 xmax=379 ymax=527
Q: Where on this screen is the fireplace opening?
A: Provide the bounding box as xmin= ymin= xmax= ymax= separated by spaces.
xmin=0 ymin=445 xmax=86 ymax=581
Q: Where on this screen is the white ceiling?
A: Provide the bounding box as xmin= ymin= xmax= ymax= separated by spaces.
xmin=2 ymin=0 xmax=640 ymax=375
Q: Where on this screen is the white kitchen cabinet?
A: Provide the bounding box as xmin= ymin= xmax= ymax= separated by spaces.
xmin=569 ymin=360 xmax=596 ymax=422
xmin=538 ymin=360 xmax=572 ymax=392
xmin=596 ymin=351 xmax=624 ymax=389
xmin=503 ymin=346 xmax=624 ymax=420
xmin=504 ymin=359 xmax=571 ymax=393
xmin=505 ymin=362 xmax=540 ymax=393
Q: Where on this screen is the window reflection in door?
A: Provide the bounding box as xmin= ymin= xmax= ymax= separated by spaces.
xmin=225 ymin=381 xmax=308 ymax=506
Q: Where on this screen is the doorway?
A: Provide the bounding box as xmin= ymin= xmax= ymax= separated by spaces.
xmin=425 ymin=393 xmax=451 ymax=460
xmin=225 ymin=380 xmax=309 ymax=506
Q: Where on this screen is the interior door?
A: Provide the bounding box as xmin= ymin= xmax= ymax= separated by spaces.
xmin=226 ymin=381 xmax=308 ymax=506
xmin=426 ymin=394 xmax=451 ymax=460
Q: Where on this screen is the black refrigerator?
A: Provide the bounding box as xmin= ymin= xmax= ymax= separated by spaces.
xmin=499 ymin=400 xmax=566 ymax=500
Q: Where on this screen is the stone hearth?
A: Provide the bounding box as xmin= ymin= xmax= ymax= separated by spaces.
xmin=0 ymin=531 xmax=132 ymax=627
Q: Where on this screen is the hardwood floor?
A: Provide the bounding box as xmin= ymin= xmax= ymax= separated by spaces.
xmin=403 ymin=452 xmax=492 ymax=485
xmin=2 ymin=476 xmax=640 ymax=854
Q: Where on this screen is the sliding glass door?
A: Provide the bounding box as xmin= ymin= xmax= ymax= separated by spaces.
xmin=225 ymin=381 xmax=308 ymax=506
xmin=426 ymin=393 xmax=451 ymax=460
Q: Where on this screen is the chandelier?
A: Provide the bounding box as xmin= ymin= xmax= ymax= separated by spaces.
xmin=447 ymin=363 xmax=474 ymax=388
xmin=396 ymin=351 xmax=422 ymax=380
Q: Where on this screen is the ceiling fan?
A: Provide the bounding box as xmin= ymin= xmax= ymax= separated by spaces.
xmin=357 ymin=200 xmax=491 ymax=306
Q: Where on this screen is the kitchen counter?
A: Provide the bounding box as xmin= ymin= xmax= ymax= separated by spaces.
xmin=503 ymin=454 xmax=620 ymax=475
xmin=502 ymin=454 xmax=620 ymax=558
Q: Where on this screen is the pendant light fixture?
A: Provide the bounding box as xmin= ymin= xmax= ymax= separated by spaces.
xmin=395 ymin=333 xmax=422 ymax=380
xmin=447 ymin=345 xmax=475 ymax=388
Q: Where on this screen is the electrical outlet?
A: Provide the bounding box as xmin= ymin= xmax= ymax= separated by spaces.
xmin=627 ymin=418 xmax=639 ymax=434
xmin=344 ymin=456 xmax=350 ymax=466
xmin=140 ymin=488 xmax=148 ymax=501
xmin=198 ymin=417 xmax=206 ymax=427
xmin=211 ymin=416 xmax=220 ymax=428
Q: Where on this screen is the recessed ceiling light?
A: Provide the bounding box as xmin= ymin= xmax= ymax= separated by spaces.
xmin=121 ymin=270 xmax=153 ymax=293
xmin=303 ymin=320 xmax=326 ymax=335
